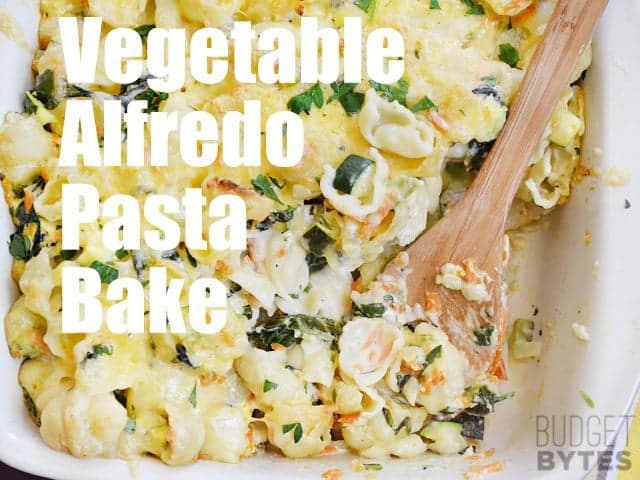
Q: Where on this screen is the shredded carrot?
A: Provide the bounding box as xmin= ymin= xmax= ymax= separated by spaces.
xmin=271 ymin=343 xmax=286 ymax=351
xmin=428 ymin=111 xmax=450 ymax=131
xmin=321 ymin=468 xmax=343 ymax=480
xmin=338 ymin=413 xmax=361 ymax=425
xmin=201 ymin=373 xmax=218 ymax=386
xmin=488 ymin=350 xmax=508 ymax=381
xmin=420 ymin=370 xmax=446 ymax=395
xmin=322 ymin=444 xmax=337 ymax=455
xmin=513 ymin=3 xmax=536 ymax=27
xmin=23 ymin=191 xmax=34 ymax=214
xmin=219 ymin=330 xmax=235 ymax=347
xmin=464 ymin=461 xmax=503 ymax=478
xmin=466 ymin=447 xmax=496 ymax=462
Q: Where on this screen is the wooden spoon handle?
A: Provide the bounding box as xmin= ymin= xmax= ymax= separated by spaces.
xmin=466 ymin=0 xmax=609 ymax=219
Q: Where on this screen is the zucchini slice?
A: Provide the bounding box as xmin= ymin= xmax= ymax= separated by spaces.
xmin=333 ymin=154 xmax=373 ymax=194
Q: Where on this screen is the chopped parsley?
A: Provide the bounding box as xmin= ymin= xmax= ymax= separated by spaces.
xmin=411 ymin=95 xmax=438 ymax=113
xmin=355 ymin=0 xmax=378 ymax=19
xmin=363 ymin=464 xmax=383 ymax=471
xmin=498 ymin=43 xmax=520 ymax=67
xmin=90 ymin=261 xmax=119 ymax=284
xmin=287 ymin=83 xmax=324 ymax=115
xmin=430 ymin=0 xmax=441 ymax=9
xmin=252 ymin=174 xmax=284 ymax=204
xmin=328 ymin=81 xmax=365 ymax=116
xmin=115 ymin=248 xmax=129 ymax=260
xmin=282 ymin=422 xmax=303 ymax=443
xmin=263 ymin=379 xmax=279 ymax=392
xmin=370 ymin=78 xmax=409 ymax=107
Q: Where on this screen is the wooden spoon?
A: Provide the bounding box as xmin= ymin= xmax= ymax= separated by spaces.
xmin=394 ymin=0 xmax=609 ymax=381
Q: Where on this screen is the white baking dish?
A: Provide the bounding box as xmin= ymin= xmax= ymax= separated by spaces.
xmin=0 ymin=1 xmax=638 ymax=478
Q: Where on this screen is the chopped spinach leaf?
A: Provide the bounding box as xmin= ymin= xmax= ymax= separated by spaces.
xmin=255 ymin=207 xmax=294 ymax=231
xmin=304 ymin=225 xmax=334 ymax=255
xmin=474 ymin=385 xmax=514 ymax=412
xmin=134 ymin=24 xmax=155 ymax=40
xmin=8 ymin=233 xmax=31 ymax=261
xmin=353 ymin=303 xmax=386 ymax=318
xmin=134 ymin=87 xmax=169 ymax=113
xmin=306 ymin=253 xmax=328 ymax=273
xmin=473 ymin=324 xmax=495 ymax=346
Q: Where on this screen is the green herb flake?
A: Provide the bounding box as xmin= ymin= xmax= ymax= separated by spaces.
xmin=86 ymin=344 xmax=113 ymax=361
xmin=462 ymin=0 xmax=485 ymax=15
xmin=304 ymin=283 xmax=312 ymax=293
xmin=411 ymin=95 xmax=438 ymax=113
xmin=263 ymin=379 xmax=279 ymax=393
xmin=8 ymin=233 xmax=31 ymax=261
xmin=115 ymin=248 xmax=128 ymax=260
xmin=60 ymin=249 xmax=79 ymax=260
xmin=90 ymin=260 xmax=119 ymax=284
xmin=328 ymin=81 xmax=365 ymax=116
xmin=395 ymin=416 xmax=411 ymax=435
xmin=474 ymin=385 xmax=514 ymax=412
xmin=480 ymin=75 xmax=498 ymax=87
xmin=382 ymin=407 xmax=394 ymax=427
xmin=473 ymin=324 xmax=495 ymax=346
xmin=355 ymin=0 xmax=378 ymax=18
xmin=134 ymin=24 xmax=155 ymax=40
xmin=287 ymin=83 xmax=324 ymax=115
xmin=242 ymin=304 xmax=253 ymax=320
xmin=363 ymin=464 xmax=383 ymax=471
xmin=353 ymin=303 xmax=386 ymax=318
xmin=580 ymin=390 xmax=595 ymax=409
xmin=124 ymin=417 xmax=136 ymax=433
xmin=422 ymin=345 xmax=443 ymax=373
xmin=370 ymin=78 xmax=409 ymax=106
xmin=430 ymin=0 xmax=441 ymax=9
xmin=498 ymin=43 xmax=520 ymax=68
xmin=189 ymin=383 xmax=197 ymax=408
xmin=282 ymin=422 xmax=303 ymax=443
xmin=252 ymin=174 xmax=284 ymax=204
